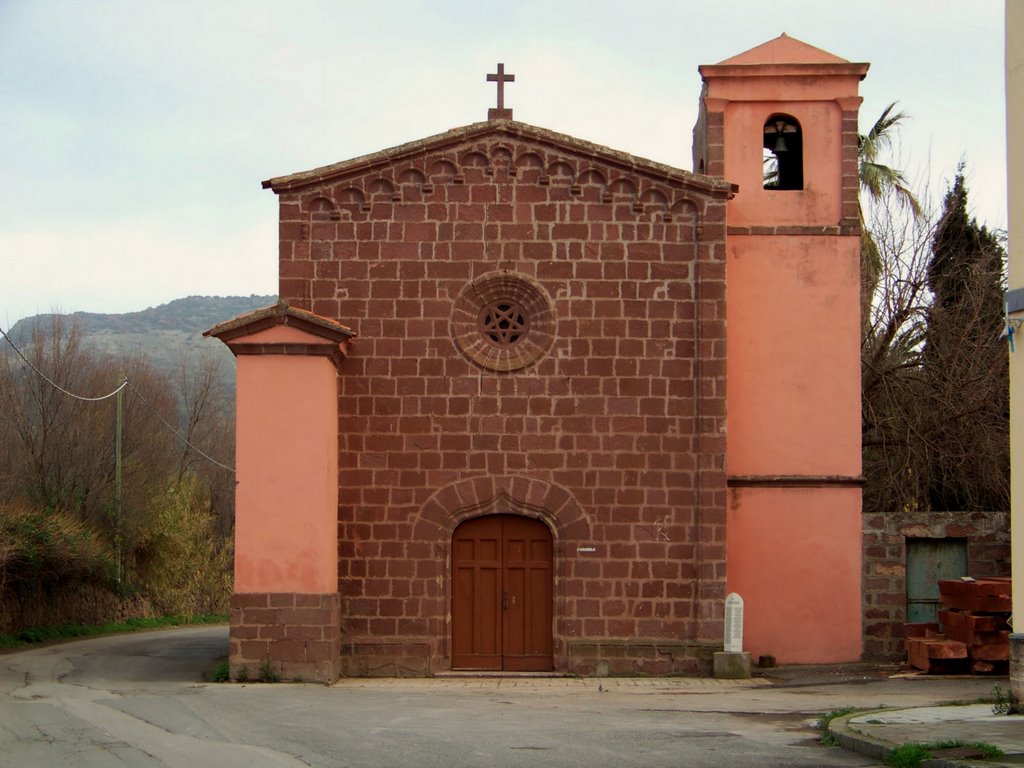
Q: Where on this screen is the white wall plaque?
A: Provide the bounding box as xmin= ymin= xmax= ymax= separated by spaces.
xmin=724 ymin=592 xmax=744 ymax=653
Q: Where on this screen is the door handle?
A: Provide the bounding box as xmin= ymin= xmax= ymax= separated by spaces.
xmin=502 ymin=591 xmax=509 ymax=610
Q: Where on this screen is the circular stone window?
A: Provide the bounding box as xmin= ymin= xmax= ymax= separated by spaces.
xmin=451 ymin=272 xmax=555 ymax=372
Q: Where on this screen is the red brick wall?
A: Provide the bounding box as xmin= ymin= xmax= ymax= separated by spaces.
xmin=273 ymin=128 xmax=730 ymax=675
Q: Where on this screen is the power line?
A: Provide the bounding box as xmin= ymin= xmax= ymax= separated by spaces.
xmin=0 ymin=325 xmax=128 ymax=401
xmin=125 ymin=380 xmax=235 ymax=473
xmin=0 ymin=324 xmax=235 ymax=473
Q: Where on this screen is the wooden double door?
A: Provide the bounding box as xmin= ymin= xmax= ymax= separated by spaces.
xmin=451 ymin=514 xmax=553 ymax=671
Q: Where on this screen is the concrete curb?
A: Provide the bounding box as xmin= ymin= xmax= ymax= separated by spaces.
xmin=827 ymin=710 xmax=1015 ymax=768
xmin=827 ymin=709 xmax=892 ymax=764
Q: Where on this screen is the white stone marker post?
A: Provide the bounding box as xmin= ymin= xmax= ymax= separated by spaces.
xmin=714 ymin=592 xmax=752 ymax=678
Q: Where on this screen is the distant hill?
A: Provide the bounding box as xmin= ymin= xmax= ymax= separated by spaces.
xmin=7 ymin=295 xmax=278 ymax=381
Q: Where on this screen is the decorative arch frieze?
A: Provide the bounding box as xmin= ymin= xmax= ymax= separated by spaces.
xmin=305 ymin=196 xmax=339 ymax=221
xmin=414 ymin=474 xmax=591 ymax=547
xmin=299 ymin=139 xmax=714 ymax=225
xmin=577 ymin=168 xmax=608 ymax=201
xmin=607 ymin=177 xmax=638 ymax=200
xmin=367 ymin=177 xmax=399 ymax=201
xmin=459 ymin=150 xmax=490 ymax=181
xmin=489 ymin=145 xmax=515 ymax=177
xmin=670 ymin=197 xmax=705 ymax=237
xmin=640 ymin=187 xmax=669 ymax=207
xmin=515 ymin=151 xmax=545 ymax=176
xmin=397 ymin=168 xmax=426 ymax=186
xmin=333 ymin=187 xmax=369 ymax=215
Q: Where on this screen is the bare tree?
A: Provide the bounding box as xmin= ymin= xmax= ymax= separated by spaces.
xmin=0 ymin=316 xmax=113 ymax=516
xmin=861 ymin=190 xmax=936 ymax=515
xmin=172 ymin=347 xmax=235 ymax=535
xmin=861 ymin=171 xmax=1008 ymax=516
xmin=0 ymin=317 xmax=236 ymax=623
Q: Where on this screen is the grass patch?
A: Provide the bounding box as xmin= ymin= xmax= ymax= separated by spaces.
xmin=0 ymin=613 xmax=227 ymax=652
xmin=819 ymin=707 xmax=862 ymax=727
xmin=992 ymin=683 xmax=1020 ymax=715
xmin=211 ymin=660 xmax=230 ymax=683
xmin=258 ymin=657 xmax=280 ymax=683
xmin=886 ymin=741 xmax=1004 ymax=768
xmin=816 ymin=707 xmax=865 ymax=746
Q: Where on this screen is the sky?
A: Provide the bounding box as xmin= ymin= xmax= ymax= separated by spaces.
xmin=0 ymin=0 xmax=1008 ymax=327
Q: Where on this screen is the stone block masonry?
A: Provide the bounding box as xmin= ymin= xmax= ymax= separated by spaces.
xmin=230 ymin=593 xmax=340 ymax=683
xmin=266 ymin=122 xmax=733 ymax=675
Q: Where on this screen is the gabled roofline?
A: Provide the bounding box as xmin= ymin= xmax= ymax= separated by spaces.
xmin=716 ymin=33 xmax=851 ymax=66
xmin=698 ymin=61 xmax=870 ymax=80
xmin=204 ymin=300 xmax=355 ymax=344
xmin=262 ymin=119 xmax=736 ymax=197
xmin=700 ymin=34 xmax=868 ymax=81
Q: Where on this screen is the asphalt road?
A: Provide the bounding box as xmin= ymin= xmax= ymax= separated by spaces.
xmin=0 ymin=626 xmax=997 ymax=767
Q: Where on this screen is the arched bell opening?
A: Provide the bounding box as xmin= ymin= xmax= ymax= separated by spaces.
xmin=763 ymin=114 xmax=803 ymax=191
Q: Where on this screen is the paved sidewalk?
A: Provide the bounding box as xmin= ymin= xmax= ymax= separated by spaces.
xmin=405 ymin=668 xmax=1024 ymax=767
xmin=830 ymin=703 xmax=1024 ymax=767
xmin=3 ymin=627 xmax=1019 ymax=767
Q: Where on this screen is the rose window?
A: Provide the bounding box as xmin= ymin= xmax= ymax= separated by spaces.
xmin=451 ymin=273 xmax=555 ymax=372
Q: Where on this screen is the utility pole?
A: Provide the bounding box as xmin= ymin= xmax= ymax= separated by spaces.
xmin=115 ymin=373 xmax=123 ymax=587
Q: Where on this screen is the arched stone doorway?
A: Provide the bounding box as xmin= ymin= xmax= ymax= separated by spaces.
xmin=451 ymin=514 xmax=553 ymax=671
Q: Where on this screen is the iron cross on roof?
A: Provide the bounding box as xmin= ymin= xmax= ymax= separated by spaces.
xmin=487 ymin=63 xmax=514 ymax=120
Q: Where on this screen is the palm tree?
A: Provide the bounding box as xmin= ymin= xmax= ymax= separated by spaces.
xmin=859 ymin=103 xmax=922 ymax=216
xmin=859 ymin=103 xmax=922 ymax=323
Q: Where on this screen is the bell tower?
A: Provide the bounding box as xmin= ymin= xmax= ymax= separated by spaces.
xmin=696 ymin=35 xmax=869 ymax=663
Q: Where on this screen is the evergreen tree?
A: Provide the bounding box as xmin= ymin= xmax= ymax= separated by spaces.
xmin=922 ymin=171 xmax=1008 ymax=511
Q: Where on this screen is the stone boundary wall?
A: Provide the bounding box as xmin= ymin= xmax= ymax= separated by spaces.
xmin=862 ymin=510 xmax=1011 ymax=658
xmin=0 ymin=581 xmax=156 ymax=636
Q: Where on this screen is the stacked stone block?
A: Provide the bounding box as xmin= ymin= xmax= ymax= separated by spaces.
xmin=862 ymin=510 xmax=1011 ymax=658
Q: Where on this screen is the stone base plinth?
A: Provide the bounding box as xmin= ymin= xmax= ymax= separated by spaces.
xmin=229 ymin=592 xmax=340 ymax=684
xmin=568 ymin=641 xmax=717 ymax=677
xmin=341 ymin=641 xmax=432 ymax=677
xmin=713 ymin=651 xmax=752 ymax=679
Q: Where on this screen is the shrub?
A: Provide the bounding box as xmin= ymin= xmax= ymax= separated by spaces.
xmin=885 ymin=744 xmax=932 ymax=768
xmin=0 ymin=501 xmax=113 ymax=591
xmin=258 ymin=657 xmax=280 ymax=683
xmin=886 ymin=741 xmax=1003 ymax=768
xmin=131 ymin=477 xmax=232 ymax=617
xmin=992 ymin=684 xmax=1020 ymax=715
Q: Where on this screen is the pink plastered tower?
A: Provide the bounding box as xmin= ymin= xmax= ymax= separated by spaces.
xmin=695 ymin=34 xmax=867 ymax=662
xmin=206 ymin=303 xmax=354 ymax=682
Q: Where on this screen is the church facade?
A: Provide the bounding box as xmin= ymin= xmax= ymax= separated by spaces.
xmin=209 ymin=35 xmax=867 ymax=681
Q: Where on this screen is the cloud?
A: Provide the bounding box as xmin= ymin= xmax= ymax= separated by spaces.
xmin=1 ymin=217 xmax=278 ymax=326
xmin=0 ymin=0 xmax=1008 ymax=327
